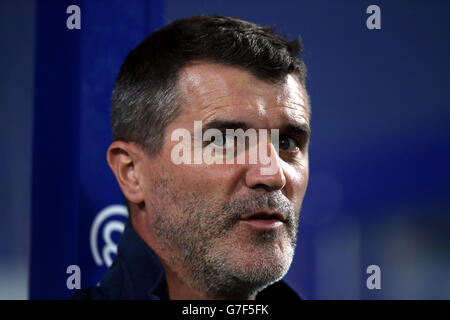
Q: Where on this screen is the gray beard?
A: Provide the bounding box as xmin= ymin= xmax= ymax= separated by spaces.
xmin=153 ymin=182 xmax=299 ymax=299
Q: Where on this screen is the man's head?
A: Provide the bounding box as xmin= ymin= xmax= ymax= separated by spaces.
xmin=107 ymin=15 xmax=310 ymax=299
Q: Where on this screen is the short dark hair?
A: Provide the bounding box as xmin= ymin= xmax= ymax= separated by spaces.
xmin=111 ymin=15 xmax=308 ymax=156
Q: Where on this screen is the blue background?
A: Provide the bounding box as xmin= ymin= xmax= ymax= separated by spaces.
xmin=0 ymin=0 xmax=449 ymax=299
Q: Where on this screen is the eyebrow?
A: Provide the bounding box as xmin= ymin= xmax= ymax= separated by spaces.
xmin=202 ymin=120 xmax=311 ymax=139
xmin=282 ymin=123 xmax=311 ymax=140
xmin=203 ymin=120 xmax=249 ymax=132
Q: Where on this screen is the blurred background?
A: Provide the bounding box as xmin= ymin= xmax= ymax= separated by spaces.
xmin=1 ymin=0 xmax=449 ymax=299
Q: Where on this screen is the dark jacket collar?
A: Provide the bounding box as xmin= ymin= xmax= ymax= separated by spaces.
xmin=98 ymin=222 xmax=169 ymax=299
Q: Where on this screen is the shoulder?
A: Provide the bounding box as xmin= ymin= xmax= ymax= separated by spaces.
xmin=69 ymin=260 xmax=127 ymax=300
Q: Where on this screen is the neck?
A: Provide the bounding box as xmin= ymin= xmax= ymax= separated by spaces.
xmin=163 ymin=262 xmax=209 ymax=300
xmin=131 ymin=212 xmax=207 ymax=299
xmin=163 ymin=262 xmax=257 ymax=300
xmin=131 ymin=210 xmax=257 ymax=300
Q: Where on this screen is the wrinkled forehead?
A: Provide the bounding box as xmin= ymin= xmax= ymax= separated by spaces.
xmin=176 ymin=62 xmax=311 ymax=125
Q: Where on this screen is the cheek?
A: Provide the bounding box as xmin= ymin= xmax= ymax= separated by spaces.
xmin=165 ymin=161 xmax=243 ymax=197
xmin=284 ymin=160 xmax=309 ymax=204
xmin=161 ymin=137 xmax=230 ymax=191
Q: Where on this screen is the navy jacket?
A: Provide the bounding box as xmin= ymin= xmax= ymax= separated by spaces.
xmin=71 ymin=222 xmax=301 ymax=300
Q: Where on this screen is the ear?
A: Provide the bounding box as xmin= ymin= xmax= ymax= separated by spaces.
xmin=106 ymin=141 xmax=145 ymax=205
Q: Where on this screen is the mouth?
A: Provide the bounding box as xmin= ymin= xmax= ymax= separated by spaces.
xmin=239 ymin=211 xmax=285 ymax=230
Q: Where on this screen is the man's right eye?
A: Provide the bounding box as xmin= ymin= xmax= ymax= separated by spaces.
xmin=211 ymin=133 xmax=227 ymax=146
xmin=211 ymin=133 xmax=234 ymax=148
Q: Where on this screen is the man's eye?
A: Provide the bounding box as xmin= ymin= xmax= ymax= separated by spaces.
xmin=211 ymin=134 xmax=233 ymax=148
xmin=278 ymin=136 xmax=299 ymax=151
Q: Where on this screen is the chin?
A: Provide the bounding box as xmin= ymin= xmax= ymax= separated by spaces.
xmin=207 ymin=257 xmax=290 ymax=300
xmin=228 ymin=240 xmax=294 ymax=284
xmin=196 ymin=229 xmax=296 ymax=298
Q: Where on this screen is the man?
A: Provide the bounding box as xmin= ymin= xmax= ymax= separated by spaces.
xmin=72 ymin=14 xmax=310 ymax=300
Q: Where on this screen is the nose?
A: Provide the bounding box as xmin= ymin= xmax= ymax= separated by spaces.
xmin=244 ymin=139 xmax=286 ymax=192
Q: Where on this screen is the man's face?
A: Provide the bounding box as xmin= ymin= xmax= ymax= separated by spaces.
xmin=139 ymin=63 xmax=310 ymax=298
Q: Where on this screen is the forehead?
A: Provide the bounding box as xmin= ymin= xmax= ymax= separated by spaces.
xmin=176 ymin=62 xmax=310 ymax=126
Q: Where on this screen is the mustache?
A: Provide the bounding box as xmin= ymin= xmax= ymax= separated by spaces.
xmin=222 ymin=191 xmax=296 ymax=224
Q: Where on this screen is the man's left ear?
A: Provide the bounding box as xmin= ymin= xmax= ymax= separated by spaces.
xmin=106 ymin=141 xmax=145 ymax=205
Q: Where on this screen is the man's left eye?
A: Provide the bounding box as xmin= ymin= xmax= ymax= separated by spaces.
xmin=278 ymin=136 xmax=299 ymax=151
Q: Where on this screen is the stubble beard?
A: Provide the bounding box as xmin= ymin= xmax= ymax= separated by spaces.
xmin=152 ymin=177 xmax=300 ymax=299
